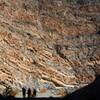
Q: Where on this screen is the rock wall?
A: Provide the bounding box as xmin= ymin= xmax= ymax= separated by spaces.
xmin=0 ymin=0 xmax=100 ymax=97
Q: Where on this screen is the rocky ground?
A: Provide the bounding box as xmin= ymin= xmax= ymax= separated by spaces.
xmin=0 ymin=0 xmax=100 ymax=97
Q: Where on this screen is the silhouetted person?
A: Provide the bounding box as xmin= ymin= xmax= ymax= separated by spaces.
xmin=27 ymin=88 xmax=31 ymax=98
xmin=22 ymin=87 xmax=26 ymax=98
xmin=32 ymin=88 xmax=37 ymax=97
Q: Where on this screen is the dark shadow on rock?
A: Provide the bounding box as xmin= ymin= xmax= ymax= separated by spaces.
xmin=1 ymin=75 xmax=100 ymax=100
xmin=0 ymin=95 xmax=15 ymax=100
xmin=62 ymin=75 xmax=100 ymax=100
xmin=0 ymin=94 xmax=4 ymax=99
xmin=96 ymin=31 xmax=100 ymax=35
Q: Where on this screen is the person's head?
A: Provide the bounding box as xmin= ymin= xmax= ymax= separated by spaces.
xmin=22 ymin=87 xmax=24 ymax=90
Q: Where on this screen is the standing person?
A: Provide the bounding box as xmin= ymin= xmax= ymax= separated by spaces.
xmin=22 ymin=87 xmax=26 ymax=98
xmin=32 ymin=88 xmax=37 ymax=97
xmin=27 ymin=88 xmax=31 ymax=98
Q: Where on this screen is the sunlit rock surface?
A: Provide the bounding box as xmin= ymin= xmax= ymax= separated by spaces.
xmin=0 ymin=0 xmax=100 ymax=97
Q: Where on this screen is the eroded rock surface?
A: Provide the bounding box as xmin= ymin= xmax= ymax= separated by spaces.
xmin=0 ymin=0 xmax=100 ymax=97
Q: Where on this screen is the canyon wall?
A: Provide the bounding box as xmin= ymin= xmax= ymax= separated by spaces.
xmin=0 ymin=0 xmax=100 ymax=97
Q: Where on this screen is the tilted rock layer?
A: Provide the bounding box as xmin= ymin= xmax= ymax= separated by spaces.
xmin=0 ymin=0 xmax=100 ymax=97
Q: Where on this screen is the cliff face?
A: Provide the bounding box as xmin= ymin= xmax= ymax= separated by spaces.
xmin=0 ymin=0 xmax=100 ymax=97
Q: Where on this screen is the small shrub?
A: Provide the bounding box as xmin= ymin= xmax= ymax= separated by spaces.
xmin=9 ymin=90 xmax=18 ymax=97
xmin=2 ymin=86 xmax=17 ymax=97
